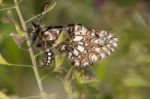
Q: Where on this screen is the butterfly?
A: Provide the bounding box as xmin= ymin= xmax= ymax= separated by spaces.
xmin=30 ymin=22 xmax=118 ymax=68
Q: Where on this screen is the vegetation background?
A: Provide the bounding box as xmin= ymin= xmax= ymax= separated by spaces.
xmin=0 ymin=0 xmax=150 ymax=99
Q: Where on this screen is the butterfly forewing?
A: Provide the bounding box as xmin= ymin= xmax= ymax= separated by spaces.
xmin=58 ymin=25 xmax=118 ymax=67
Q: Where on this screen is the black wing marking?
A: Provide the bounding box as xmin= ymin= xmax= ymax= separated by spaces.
xmin=38 ymin=49 xmax=54 ymax=68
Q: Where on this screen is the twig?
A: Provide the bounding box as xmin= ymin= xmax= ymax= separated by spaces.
xmin=63 ymin=67 xmax=74 ymax=99
xmin=0 ymin=6 xmax=15 ymax=11
xmin=25 ymin=2 xmax=56 ymax=23
xmin=40 ymin=71 xmax=54 ymax=81
xmin=64 ymin=66 xmax=74 ymax=80
xmin=14 ymin=0 xmax=46 ymax=99
xmin=21 ymin=95 xmax=41 ymax=99
xmin=0 ymin=63 xmax=32 ymax=67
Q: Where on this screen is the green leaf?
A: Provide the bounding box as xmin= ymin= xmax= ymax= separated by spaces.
xmin=55 ymin=31 xmax=68 ymax=46
xmin=55 ymin=54 xmax=65 ymax=69
xmin=54 ymin=31 xmax=69 ymax=68
xmin=0 ymin=54 xmax=9 ymax=65
xmin=14 ymin=24 xmax=25 ymax=37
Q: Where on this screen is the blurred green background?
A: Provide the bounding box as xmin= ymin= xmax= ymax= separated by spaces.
xmin=0 ymin=0 xmax=150 ymax=99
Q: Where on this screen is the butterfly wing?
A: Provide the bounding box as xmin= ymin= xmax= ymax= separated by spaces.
xmin=58 ymin=25 xmax=118 ymax=67
xmin=37 ymin=49 xmax=54 ymax=68
xmin=33 ymin=24 xmax=118 ymax=68
xmin=35 ymin=28 xmax=61 ymax=68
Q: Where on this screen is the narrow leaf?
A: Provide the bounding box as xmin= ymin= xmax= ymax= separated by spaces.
xmin=55 ymin=54 xmax=65 ymax=69
xmin=55 ymin=31 xmax=67 ymax=46
xmin=0 ymin=54 xmax=9 ymax=65
xmin=14 ymin=23 xmax=25 ymax=36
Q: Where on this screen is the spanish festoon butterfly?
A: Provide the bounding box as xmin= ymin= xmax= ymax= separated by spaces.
xmin=30 ymin=3 xmax=118 ymax=68
xmin=30 ymin=23 xmax=118 ymax=68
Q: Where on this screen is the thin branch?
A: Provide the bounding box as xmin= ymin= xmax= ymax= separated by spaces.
xmin=0 ymin=63 xmax=33 ymax=67
xmin=40 ymin=71 xmax=54 ymax=81
xmin=14 ymin=0 xmax=45 ymax=99
xmin=63 ymin=66 xmax=74 ymax=99
xmin=64 ymin=66 xmax=74 ymax=80
xmin=21 ymin=95 xmax=41 ymax=99
xmin=63 ymin=80 xmax=73 ymax=99
xmin=34 ymin=51 xmax=46 ymax=57
xmin=1 ymin=4 xmax=15 ymax=7
xmin=0 ymin=6 xmax=15 ymax=11
xmin=25 ymin=2 xmax=56 ymax=23
xmin=40 ymin=68 xmax=63 ymax=81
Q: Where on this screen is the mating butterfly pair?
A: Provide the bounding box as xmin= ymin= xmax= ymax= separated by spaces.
xmin=31 ymin=23 xmax=118 ymax=68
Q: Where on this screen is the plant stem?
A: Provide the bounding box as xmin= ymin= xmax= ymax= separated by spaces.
xmin=0 ymin=63 xmax=32 ymax=67
xmin=63 ymin=67 xmax=74 ymax=99
xmin=0 ymin=6 xmax=15 ymax=11
xmin=25 ymin=2 xmax=56 ymax=23
xmin=14 ymin=0 xmax=45 ymax=98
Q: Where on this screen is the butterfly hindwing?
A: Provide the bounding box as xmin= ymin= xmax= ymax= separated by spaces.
xmin=38 ymin=49 xmax=54 ymax=68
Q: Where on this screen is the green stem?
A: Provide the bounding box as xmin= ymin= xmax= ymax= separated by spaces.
xmin=25 ymin=2 xmax=56 ymax=23
xmin=14 ymin=0 xmax=45 ymax=98
xmin=21 ymin=95 xmax=41 ymax=99
xmin=0 ymin=63 xmax=32 ymax=67
xmin=64 ymin=66 xmax=74 ymax=80
xmin=63 ymin=67 xmax=74 ymax=99
xmin=0 ymin=6 xmax=15 ymax=11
